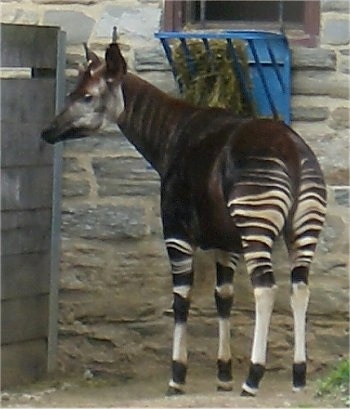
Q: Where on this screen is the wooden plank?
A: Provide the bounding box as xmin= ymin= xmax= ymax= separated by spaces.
xmin=1 ymin=78 xmax=56 ymax=169
xmin=1 ymin=79 xmax=56 ymax=126
xmin=1 ymin=253 xmax=50 ymax=300
xmin=1 ymin=295 xmax=49 ymax=344
xmin=1 ymin=167 xmax=54 ymax=210
xmin=0 ymin=227 xmax=50 ymax=255
xmin=2 ymin=208 xmax=51 ymax=230
xmin=0 ymin=24 xmax=59 ymax=69
xmin=1 ymin=121 xmax=55 ymax=168
xmin=48 ymin=29 xmax=66 ymax=373
xmin=1 ymin=339 xmax=47 ymax=388
xmin=1 ymin=209 xmax=52 ymax=255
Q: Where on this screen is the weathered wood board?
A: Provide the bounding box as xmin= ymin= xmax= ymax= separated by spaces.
xmin=1 ymin=23 xmax=64 ymax=388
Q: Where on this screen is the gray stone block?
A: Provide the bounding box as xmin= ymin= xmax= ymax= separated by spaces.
xmin=322 ymin=19 xmax=350 ymax=45
xmin=322 ymin=0 xmax=349 ymax=13
xmin=62 ymin=204 xmax=150 ymax=240
xmin=63 ymin=133 xmax=132 ymax=154
xmin=334 ymin=187 xmax=350 ymax=207
xmin=93 ymin=157 xmax=158 ymax=181
xmin=339 ymin=49 xmax=350 ymax=74
xmin=62 ymin=177 xmax=90 ymax=198
xmin=93 ymin=156 xmax=160 ymax=197
xmin=1 ymin=8 xmax=40 ymax=24
xmin=43 ymin=11 xmax=95 ymax=44
xmin=292 ymin=71 xmax=328 ymax=95
xmin=291 ymin=106 xmax=329 ymax=122
xmin=329 ymin=107 xmax=350 ymax=130
xmin=291 ymin=47 xmax=336 ymax=70
xmin=329 ymin=81 xmax=350 ymax=99
xmin=63 ymin=157 xmax=87 ymax=173
xmin=35 ymin=0 xmax=96 ymax=3
xmin=138 ymin=0 xmax=161 ymax=3
xmin=95 ymin=5 xmax=161 ymax=39
xmin=292 ymin=71 xmax=341 ymax=96
xmin=134 ymin=47 xmax=170 ymax=71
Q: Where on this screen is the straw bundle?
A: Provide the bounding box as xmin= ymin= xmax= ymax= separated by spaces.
xmin=173 ymin=39 xmax=254 ymax=115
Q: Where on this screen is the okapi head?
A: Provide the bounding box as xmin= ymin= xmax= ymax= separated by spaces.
xmin=42 ymin=35 xmax=127 ymax=144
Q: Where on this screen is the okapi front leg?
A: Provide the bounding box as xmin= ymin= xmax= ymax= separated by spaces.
xmin=215 ymin=251 xmax=239 ymax=391
xmin=165 ymin=239 xmax=194 ymax=395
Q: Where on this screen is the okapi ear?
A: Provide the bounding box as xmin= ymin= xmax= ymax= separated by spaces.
xmin=83 ymin=43 xmax=101 ymax=69
xmin=105 ymin=43 xmax=127 ymax=82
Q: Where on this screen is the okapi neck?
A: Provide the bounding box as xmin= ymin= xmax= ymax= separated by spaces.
xmin=117 ymin=73 xmax=197 ymax=177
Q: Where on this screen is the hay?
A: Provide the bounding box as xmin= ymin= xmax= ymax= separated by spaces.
xmin=173 ymin=39 xmax=255 ymax=116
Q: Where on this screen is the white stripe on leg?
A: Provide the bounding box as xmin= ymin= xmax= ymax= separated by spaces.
xmin=251 ymin=285 xmax=277 ymax=364
xmin=172 ymin=323 xmax=187 ymax=363
xmin=291 ymin=282 xmax=310 ymax=363
xmin=218 ymin=318 xmax=231 ymax=362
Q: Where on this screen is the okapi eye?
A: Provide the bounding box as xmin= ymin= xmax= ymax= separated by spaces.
xmin=83 ymin=94 xmax=93 ymax=103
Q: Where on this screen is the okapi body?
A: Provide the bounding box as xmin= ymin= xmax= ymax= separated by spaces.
xmin=42 ymin=39 xmax=327 ymax=396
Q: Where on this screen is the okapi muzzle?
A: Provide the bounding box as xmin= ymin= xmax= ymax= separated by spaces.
xmin=41 ymin=103 xmax=101 ymax=144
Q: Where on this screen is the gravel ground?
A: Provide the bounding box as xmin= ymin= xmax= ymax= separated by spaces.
xmin=1 ymin=368 xmax=346 ymax=408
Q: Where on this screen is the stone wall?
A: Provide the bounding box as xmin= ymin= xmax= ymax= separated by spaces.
xmin=1 ymin=0 xmax=348 ymax=380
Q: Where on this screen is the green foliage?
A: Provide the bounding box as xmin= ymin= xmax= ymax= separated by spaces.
xmin=173 ymin=39 xmax=256 ymax=116
xmin=316 ymin=359 xmax=350 ymax=407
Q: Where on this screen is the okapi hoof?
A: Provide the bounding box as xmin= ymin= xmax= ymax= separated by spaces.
xmin=240 ymin=384 xmax=257 ymax=397
xmin=292 ymin=386 xmax=305 ymax=393
xmin=240 ymin=389 xmax=256 ymax=397
xmin=166 ymin=382 xmax=185 ymax=396
xmin=217 ymin=380 xmax=233 ymax=392
xmin=293 ymin=362 xmax=307 ymax=392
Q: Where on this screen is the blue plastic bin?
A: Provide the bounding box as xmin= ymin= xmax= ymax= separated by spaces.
xmin=155 ymin=31 xmax=291 ymax=124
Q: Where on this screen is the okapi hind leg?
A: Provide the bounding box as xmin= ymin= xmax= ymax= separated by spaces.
xmin=214 ymin=250 xmax=239 ymax=391
xmin=240 ymin=273 xmax=277 ymax=397
xmin=227 ymin=155 xmax=293 ymax=396
xmin=165 ymin=238 xmax=194 ymax=395
xmin=288 ymin=164 xmax=327 ymax=391
xmin=234 ymin=225 xmax=279 ymax=396
xmin=290 ymin=266 xmax=310 ymax=392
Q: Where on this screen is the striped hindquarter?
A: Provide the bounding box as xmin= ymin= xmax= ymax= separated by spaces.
xmin=226 ymin=153 xmax=326 ymax=395
xmin=228 ymin=156 xmax=293 ymax=283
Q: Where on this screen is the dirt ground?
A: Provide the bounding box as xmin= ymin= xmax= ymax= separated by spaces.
xmin=1 ymin=367 xmax=346 ymax=408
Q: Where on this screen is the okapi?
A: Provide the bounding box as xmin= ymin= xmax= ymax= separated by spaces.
xmin=41 ymin=37 xmax=327 ymax=396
